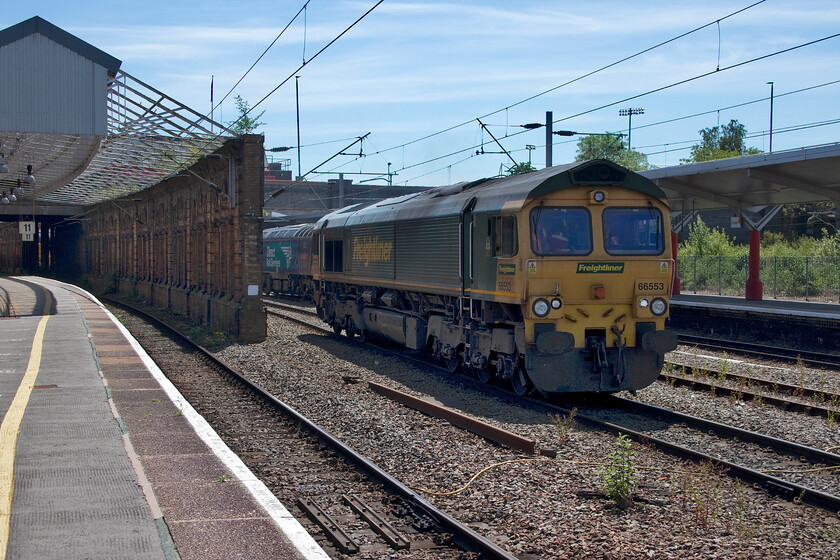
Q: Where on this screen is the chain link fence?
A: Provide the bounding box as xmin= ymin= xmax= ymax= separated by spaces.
xmin=677 ymin=256 xmax=840 ymax=302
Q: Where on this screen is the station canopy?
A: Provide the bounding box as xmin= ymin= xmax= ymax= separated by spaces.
xmin=641 ymin=143 xmax=840 ymax=213
xmin=0 ymin=17 xmax=230 ymax=210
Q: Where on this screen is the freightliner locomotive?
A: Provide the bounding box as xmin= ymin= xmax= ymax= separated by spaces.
xmin=264 ymin=159 xmax=678 ymax=395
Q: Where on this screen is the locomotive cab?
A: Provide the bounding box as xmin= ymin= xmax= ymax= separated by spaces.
xmin=519 ymin=172 xmax=678 ymax=393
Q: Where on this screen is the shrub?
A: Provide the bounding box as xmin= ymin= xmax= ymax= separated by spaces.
xmin=600 ymin=433 xmax=637 ymax=508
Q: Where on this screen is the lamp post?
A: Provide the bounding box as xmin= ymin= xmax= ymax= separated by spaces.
xmin=618 ymin=108 xmax=644 ymax=150
xmin=295 ymin=76 xmax=302 ymax=180
xmin=767 ymin=81 xmax=774 ymax=152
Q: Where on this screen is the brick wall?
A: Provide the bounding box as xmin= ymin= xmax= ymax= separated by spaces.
xmin=78 ymin=135 xmax=266 ymax=343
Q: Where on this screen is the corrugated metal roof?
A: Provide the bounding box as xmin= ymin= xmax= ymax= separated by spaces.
xmin=0 ymin=69 xmax=230 ymax=206
xmin=0 ymin=16 xmax=121 ymax=73
xmin=0 ymin=16 xmax=231 ymax=209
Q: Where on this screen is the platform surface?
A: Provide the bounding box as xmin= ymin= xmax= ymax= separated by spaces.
xmin=0 ymin=275 xmax=328 ymax=560
xmin=671 ymin=293 xmax=840 ymax=320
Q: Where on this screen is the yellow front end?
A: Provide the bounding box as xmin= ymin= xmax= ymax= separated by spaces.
xmin=518 ymin=186 xmax=678 ymax=393
xmin=524 ymin=258 xmax=673 ymax=348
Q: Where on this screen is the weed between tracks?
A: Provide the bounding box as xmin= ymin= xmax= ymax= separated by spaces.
xmin=550 ymin=408 xmax=577 ymax=446
xmin=599 ymin=433 xmax=637 ymax=509
xmin=674 ymin=459 xmax=728 ymax=531
xmin=717 ymin=352 xmax=729 ymax=382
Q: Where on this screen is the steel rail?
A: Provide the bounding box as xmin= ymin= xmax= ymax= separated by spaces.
xmin=658 ymin=370 xmax=839 ymax=419
xmin=677 ymin=333 xmax=840 ymax=368
xmin=542 ymin=395 xmax=840 ymax=513
xmin=265 ymin=301 xmax=840 ymax=512
xmin=107 ymin=297 xmax=519 ymax=560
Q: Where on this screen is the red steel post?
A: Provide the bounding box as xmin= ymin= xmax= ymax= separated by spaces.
xmin=671 ymin=231 xmax=680 ymax=295
xmin=745 ymin=229 xmax=763 ymax=300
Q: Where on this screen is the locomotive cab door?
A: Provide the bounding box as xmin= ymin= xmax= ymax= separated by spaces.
xmin=461 ymin=198 xmax=477 ymax=297
xmin=468 ymin=212 xmax=492 ymax=300
xmin=467 ymin=210 xmax=518 ymax=302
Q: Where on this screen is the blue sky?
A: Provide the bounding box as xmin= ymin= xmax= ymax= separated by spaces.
xmin=3 ymin=1 xmax=839 ymax=186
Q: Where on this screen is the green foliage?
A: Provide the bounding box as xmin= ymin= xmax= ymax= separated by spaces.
xmin=686 ymin=146 xmax=762 ymax=163
xmin=550 ymin=408 xmax=577 ymax=445
xmin=781 ymin=202 xmax=838 ymax=240
xmin=762 ymin=229 xmax=840 ymax=258
xmin=227 ymin=95 xmax=266 ymax=135
xmin=599 ymin=433 xmax=637 ymax=507
xmin=574 ymin=133 xmax=651 ymax=171
xmin=677 ymin=221 xmax=840 ymax=298
xmin=679 ymin=217 xmax=745 ymax=257
xmin=681 ymin=119 xmax=762 ymax=163
xmin=507 ymin=162 xmax=536 ymax=175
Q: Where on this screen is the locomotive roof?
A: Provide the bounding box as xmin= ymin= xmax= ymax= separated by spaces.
xmin=263 ymin=223 xmax=315 ymax=239
xmin=317 ymin=160 xmax=668 ymax=229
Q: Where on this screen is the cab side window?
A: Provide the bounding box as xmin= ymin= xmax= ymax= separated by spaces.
xmin=490 ymin=215 xmax=517 ymax=258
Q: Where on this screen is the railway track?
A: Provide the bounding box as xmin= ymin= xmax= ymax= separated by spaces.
xmin=545 ymin=395 xmax=840 ymax=513
xmin=677 ymin=333 xmax=840 ymax=369
xmin=263 ymin=301 xmax=840 ymax=513
xmin=107 ymin=298 xmax=517 ymax=560
xmin=266 ymin=298 xmax=840 ymax=420
xmin=658 ymin=366 xmax=840 ymax=419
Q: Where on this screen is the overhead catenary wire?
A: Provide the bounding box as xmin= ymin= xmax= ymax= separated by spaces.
xmin=163 ymin=1 xmax=383 ymax=174
xmin=211 ymin=1 xmax=310 ymax=115
xmin=245 ymin=1 xmax=384 ymax=119
xmin=394 ymin=34 xmax=840 ymax=181
xmin=369 ymin=0 xmax=769 ymax=160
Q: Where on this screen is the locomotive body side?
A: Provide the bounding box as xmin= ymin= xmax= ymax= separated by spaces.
xmin=308 ymin=159 xmax=677 ymax=394
xmin=262 ymin=224 xmax=314 ymax=298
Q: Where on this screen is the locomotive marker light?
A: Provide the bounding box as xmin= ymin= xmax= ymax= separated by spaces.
xmin=650 ymin=297 xmax=668 ymax=316
xmin=532 ymin=298 xmax=550 ymax=317
xmin=638 ymin=298 xmax=650 ymax=309
xmin=551 ymin=298 xmax=562 ymax=310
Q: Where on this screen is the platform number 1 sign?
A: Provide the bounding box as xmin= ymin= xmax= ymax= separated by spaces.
xmin=19 ymin=221 xmax=34 ymax=242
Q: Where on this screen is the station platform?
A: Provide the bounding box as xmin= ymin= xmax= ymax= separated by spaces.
xmin=672 ymin=293 xmax=840 ymax=320
xmin=0 ymin=276 xmax=328 ymax=560
xmin=670 ymin=293 xmax=840 ymax=354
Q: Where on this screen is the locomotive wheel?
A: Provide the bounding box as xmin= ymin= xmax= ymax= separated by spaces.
xmin=444 ymin=349 xmax=461 ymax=374
xmin=511 ymin=364 xmax=533 ymax=396
xmin=344 ymin=318 xmax=356 ymax=338
xmin=332 ymin=323 xmax=342 ymax=336
xmin=476 ymin=366 xmax=493 ymax=384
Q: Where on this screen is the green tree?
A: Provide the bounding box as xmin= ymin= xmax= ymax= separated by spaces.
xmin=227 ymin=95 xmax=266 ymax=135
xmin=574 ymin=133 xmax=651 ymax=171
xmin=682 ymin=119 xmax=762 ymax=163
xmin=506 ymin=161 xmax=536 ymax=175
xmin=679 ymin=216 xmax=744 ymax=257
xmin=781 ymin=202 xmax=838 ymax=240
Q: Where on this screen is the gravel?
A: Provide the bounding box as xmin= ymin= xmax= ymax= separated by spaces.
xmin=215 ymin=316 xmax=840 ymax=559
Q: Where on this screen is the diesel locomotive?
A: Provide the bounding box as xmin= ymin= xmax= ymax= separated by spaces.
xmin=264 ymin=159 xmax=678 ymax=395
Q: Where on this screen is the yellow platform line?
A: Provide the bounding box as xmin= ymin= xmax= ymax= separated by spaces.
xmin=0 ymin=290 xmax=51 ymax=559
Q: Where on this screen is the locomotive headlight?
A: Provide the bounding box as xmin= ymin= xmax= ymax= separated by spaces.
xmin=638 ymin=298 xmax=650 ymax=309
xmin=532 ymin=298 xmax=550 ymax=317
xmin=551 ymin=298 xmax=562 ymax=310
xmin=650 ymin=297 xmax=668 ymax=316
xmin=593 ymin=190 xmax=606 ymax=203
